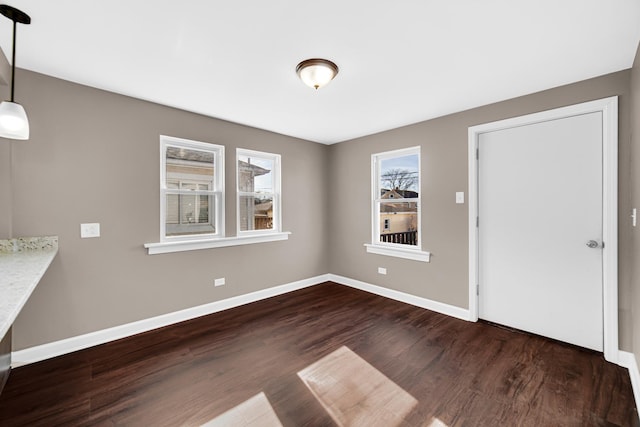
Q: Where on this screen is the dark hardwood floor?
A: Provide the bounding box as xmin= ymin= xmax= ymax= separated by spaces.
xmin=0 ymin=282 xmax=636 ymax=426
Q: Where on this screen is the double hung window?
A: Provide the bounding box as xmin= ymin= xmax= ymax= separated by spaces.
xmin=160 ymin=136 xmax=224 ymax=241
xmin=368 ymin=146 xmax=429 ymax=262
xmin=146 ymin=138 xmax=289 ymax=254
xmin=237 ymin=149 xmax=281 ymax=234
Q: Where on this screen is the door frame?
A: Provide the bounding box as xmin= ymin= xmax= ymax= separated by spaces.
xmin=467 ymin=96 xmax=618 ymax=363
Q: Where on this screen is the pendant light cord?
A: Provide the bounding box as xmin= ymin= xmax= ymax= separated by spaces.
xmin=10 ymin=19 xmax=16 ymax=102
xmin=0 ymin=5 xmax=31 ymax=103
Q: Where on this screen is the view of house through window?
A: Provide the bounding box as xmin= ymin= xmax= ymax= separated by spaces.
xmin=373 ymin=148 xmax=420 ymax=247
xmin=161 ymin=137 xmax=224 ymax=240
xmin=237 ymin=149 xmax=281 ymax=233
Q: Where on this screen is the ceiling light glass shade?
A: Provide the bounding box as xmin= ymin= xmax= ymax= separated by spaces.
xmin=0 ymin=5 xmax=31 ymax=141
xmin=296 ymin=59 xmax=339 ymax=90
xmin=0 ymin=101 xmax=29 ymax=140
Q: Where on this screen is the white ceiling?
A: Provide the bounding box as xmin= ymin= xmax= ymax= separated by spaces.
xmin=1 ymin=1 xmax=639 ymax=144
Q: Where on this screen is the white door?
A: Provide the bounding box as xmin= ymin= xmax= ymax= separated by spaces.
xmin=478 ymin=111 xmax=603 ymax=351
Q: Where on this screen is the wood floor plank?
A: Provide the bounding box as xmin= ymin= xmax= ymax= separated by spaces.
xmin=0 ymin=282 xmax=636 ymax=426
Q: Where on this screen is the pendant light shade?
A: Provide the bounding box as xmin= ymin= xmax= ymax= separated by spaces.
xmin=296 ymin=58 xmax=339 ymax=90
xmin=0 ymin=100 xmax=28 ymax=139
xmin=0 ymin=4 xmax=31 ymax=140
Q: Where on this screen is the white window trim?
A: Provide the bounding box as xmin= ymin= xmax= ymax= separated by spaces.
xmin=145 ymin=232 xmax=291 ymax=255
xmin=367 ymin=146 xmax=430 ymax=262
xmin=159 ymin=135 xmax=225 ymax=243
xmin=236 ymin=148 xmax=282 ymax=236
xmin=364 ymin=243 xmax=430 ymax=262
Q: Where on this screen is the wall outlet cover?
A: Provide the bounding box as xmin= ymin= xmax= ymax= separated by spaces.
xmin=80 ymin=223 xmax=100 ymax=238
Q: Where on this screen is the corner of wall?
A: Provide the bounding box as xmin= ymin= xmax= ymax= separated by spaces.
xmin=0 ymin=46 xmax=10 ymax=87
xmin=629 ymin=38 xmax=640 ymax=380
xmin=325 ymin=143 xmax=339 ymax=274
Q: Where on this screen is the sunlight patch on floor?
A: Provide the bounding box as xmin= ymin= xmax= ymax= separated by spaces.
xmin=297 ymin=346 xmax=418 ymax=427
xmin=201 ymin=392 xmax=283 ymax=427
xmin=424 ymin=417 xmax=449 ymax=427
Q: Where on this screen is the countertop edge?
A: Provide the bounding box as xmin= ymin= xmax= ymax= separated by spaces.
xmin=0 ymin=238 xmax=59 ymax=339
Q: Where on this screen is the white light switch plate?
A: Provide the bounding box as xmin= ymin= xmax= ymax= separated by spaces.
xmin=456 ymin=192 xmax=465 ymax=204
xmin=378 ymin=267 xmax=387 ymax=275
xmin=80 ymin=223 xmax=100 ymax=238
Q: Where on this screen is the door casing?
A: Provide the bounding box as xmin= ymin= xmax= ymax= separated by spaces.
xmin=467 ymin=96 xmax=618 ymax=363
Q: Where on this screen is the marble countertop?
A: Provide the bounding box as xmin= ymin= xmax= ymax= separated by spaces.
xmin=0 ymin=236 xmax=58 ymax=339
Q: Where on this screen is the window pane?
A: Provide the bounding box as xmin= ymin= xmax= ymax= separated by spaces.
xmin=166 ymin=194 xmax=215 ymax=237
xmin=167 ymin=194 xmax=179 ymax=224
xmin=379 ymin=154 xmax=419 ymax=198
xmin=379 ymin=201 xmax=418 ymax=246
xmin=198 ymin=195 xmax=210 ymax=223
xmin=166 ymin=146 xmax=214 ymax=188
xmin=239 ymin=195 xmax=274 ymax=231
xmin=238 ymin=155 xmax=273 ymax=193
xmin=180 ymin=194 xmax=197 ymax=223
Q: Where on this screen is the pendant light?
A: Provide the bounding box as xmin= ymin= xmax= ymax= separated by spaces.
xmin=296 ymin=58 xmax=339 ymax=90
xmin=0 ymin=4 xmax=30 ymax=140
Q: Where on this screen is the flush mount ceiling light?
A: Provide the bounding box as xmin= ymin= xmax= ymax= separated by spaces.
xmin=0 ymin=4 xmax=30 ymax=140
xmin=296 ymin=58 xmax=339 ymax=90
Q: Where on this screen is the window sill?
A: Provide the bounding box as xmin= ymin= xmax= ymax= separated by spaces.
xmin=145 ymin=232 xmax=291 ymax=255
xmin=364 ymin=243 xmax=431 ymax=262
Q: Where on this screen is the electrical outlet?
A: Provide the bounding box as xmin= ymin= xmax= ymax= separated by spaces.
xmin=378 ymin=267 xmax=387 ymax=275
xmin=214 ymin=278 xmax=226 ymax=287
xmin=80 ymin=223 xmax=100 ymax=238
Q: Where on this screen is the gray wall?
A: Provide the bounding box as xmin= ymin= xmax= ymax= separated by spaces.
xmin=631 ymin=44 xmax=640 ymax=368
xmin=7 ymin=70 xmax=330 ymax=350
xmin=3 ymin=64 xmax=637 ymax=354
xmin=0 ymin=141 xmax=10 ymax=239
xmin=0 ymin=48 xmax=11 ymax=239
xmin=328 ymin=70 xmax=634 ymax=350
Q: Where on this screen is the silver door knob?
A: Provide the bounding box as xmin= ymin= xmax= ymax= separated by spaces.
xmin=586 ymin=240 xmax=599 ymax=248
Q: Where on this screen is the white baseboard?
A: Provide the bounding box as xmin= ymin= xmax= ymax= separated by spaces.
xmin=10 ymin=273 xmax=471 ymax=367
xmin=12 ymin=274 xmax=330 ymax=367
xmin=618 ymin=350 xmax=640 ymax=417
xmin=328 ymin=274 xmax=470 ymax=321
